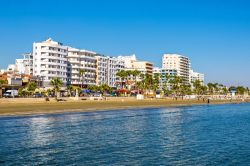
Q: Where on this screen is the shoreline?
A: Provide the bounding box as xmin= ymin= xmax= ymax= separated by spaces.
xmin=0 ymin=98 xmax=249 ymax=117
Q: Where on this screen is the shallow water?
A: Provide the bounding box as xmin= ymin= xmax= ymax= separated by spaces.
xmin=1 ymin=103 xmax=250 ymax=165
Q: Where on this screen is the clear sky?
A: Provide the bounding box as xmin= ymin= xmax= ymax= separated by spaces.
xmin=0 ymin=0 xmax=250 ymax=86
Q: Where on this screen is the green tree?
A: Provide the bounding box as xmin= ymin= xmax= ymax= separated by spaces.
xmin=131 ymin=70 xmax=141 ymax=89
xmin=161 ymin=74 xmax=171 ymax=93
xmin=180 ymin=84 xmax=192 ymax=98
xmin=116 ymin=70 xmax=129 ymax=88
xmin=50 ymin=78 xmax=63 ymax=99
xmin=222 ymin=87 xmax=228 ymax=95
xmin=87 ymin=85 xmax=100 ymax=92
xmin=0 ymin=80 xmax=8 ymax=85
xmin=18 ymin=87 xmax=28 ymax=97
xmin=152 ymin=73 xmax=160 ymax=90
xmin=27 ymin=82 xmax=37 ymax=94
xmin=207 ymin=83 xmax=214 ymax=94
xmin=207 ymin=82 xmax=219 ymax=95
xmin=192 ymin=80 xmax=203 ymax=95
xmin=236 ymin=86 xmax=246 ymax=95
xmin=169 ymin=76 xmax=184 ymax=97
xmin=143 ymin=74 xmax=153 ymax=90
xmin=100 ymin=84 xmax=111 ymax=95
xmin=67 ymin=85 xmax=74 ymax=97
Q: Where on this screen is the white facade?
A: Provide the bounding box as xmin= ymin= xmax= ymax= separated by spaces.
xmin=118 ymin=54 xmax=153 ymax=75
xmin=162 ymin=54 xmax=190 ymax=83
xmin=7 ymin=64 xmax=17 ymax=72
xmin=0 ymin=69 xmax=5 ymax=74
xmin=190 ymin=69 xmax=204 ymax=84
xmin=67 ymin=47 xmax=97 ymax=86
xmin=15 ymin=53 xmax=33 ymax=75
xmin=117 ymin=54 xmax=136 ymax=69
xmin=33 ymin=38 xmax=68 ymax=87
xmin=96 ymin=55 xmax=125 ymax=87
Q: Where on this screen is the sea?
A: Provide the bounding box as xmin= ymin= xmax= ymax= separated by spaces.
xmin=1 ymin=103 xmax=250 ymax=165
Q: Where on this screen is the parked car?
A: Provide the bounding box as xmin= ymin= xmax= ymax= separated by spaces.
xmin=3 ymin=90 xmax=18 ymax=98
xmin=33 ymin=93 xmax=43 ymax=98
xmin=90 ymin=93 xmax=103 ymax=100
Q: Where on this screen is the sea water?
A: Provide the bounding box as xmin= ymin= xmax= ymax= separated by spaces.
xmin=1 ymin=103 xmax=250 ymax=165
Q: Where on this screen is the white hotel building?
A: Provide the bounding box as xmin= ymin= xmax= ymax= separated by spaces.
xmin=162 ymin=54 xmax=190 ymax=83
xmin=15 ymin=53 xmax=33 ymax=75
xmin=117 ymin=54 xmax=154 ymax=76
xmin=10 ymin=38 xmax=205 ymax=90
xmin=189 ymin=69 xmax=205 ymax=84
xmin=96 ymin=55 xmax=125 ymax=87
xmin=33 ymin=38 xmax=68 ymax=87
xmin=67 ymin=47 xmax=97 ymax=86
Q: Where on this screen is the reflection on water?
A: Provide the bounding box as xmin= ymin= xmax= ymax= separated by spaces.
xmin=1 ymin=104 xmax=250 ymax=165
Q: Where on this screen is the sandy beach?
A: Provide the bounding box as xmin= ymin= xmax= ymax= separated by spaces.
xmin=0 ymin=97 xmax=248 ymax=116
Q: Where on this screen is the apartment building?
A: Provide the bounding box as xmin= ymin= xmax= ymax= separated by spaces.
xmin=153 ymin=67 xmax=178 ymax=89
xmin=33 ymin=38 xmax=68 ymax=87
xmin=117 ymin=54 xmax=136 ymax=69
xmin=118 ymin=54 xmax=153 ymax=76
xmin=162 ymin=54 xmax=190 ymax=83
xmin=96 ymin=55 xmax=125 ymax=87
xmin=190 ymin=69 xmax=205 ymax=84
xmin=67 ymin=47 xmax=97 ymax=86
xmin=132 ymin=61 xmax=153 ymax=76
xmin=15 ymin=53 xmax=33 ymax=75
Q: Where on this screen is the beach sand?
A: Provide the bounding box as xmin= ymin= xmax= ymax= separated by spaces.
xmin=0 ymin=97 xmax=248 ymax=116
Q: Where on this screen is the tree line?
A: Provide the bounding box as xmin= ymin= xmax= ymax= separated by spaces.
xmin=17 ymin=69 xmax=250 ymax=98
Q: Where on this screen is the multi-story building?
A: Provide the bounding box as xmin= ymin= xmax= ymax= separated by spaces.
xmin=162 ymin=54 xmax=190 ymax=83
xmin=67 ymin=47 xmax=97 ymax=86
xmin=117 ymin=54 xmax=136 ymax=69
xmin=15 ymin=53 xmax=33 ymax=75
xmin=132 ymin=61 xmax=153 ymax=76
xmin=118 ymin=54 xmax=153 ymax=76
xmin=96 ymin=55 xmax=125 ymax=87
xmin=189 ymin=69 xmax=205 ymax=84
xmin=33 ymin=38 xmax=68 ymax=87
xmin=153 ymin=67 xmax=178 ymax=89
xmin=6 ymin=64 xmax=17 ymax=73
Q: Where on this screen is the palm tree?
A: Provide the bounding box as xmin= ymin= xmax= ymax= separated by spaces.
xmin=222 ymin=86 xmax=228 ymax=95
xmin=50 ymin=77 xmax=63 ymax=99
xmin=131 ymin=70 xmax=141 ymax=91
xmin=180 ymin=84 xmax=192 ymax=98
xmin=116 ymin=70 xmax=128 ymax=89
xmin=236 ymin=86 xmax=246 ymax=95
xmin=213 ymin=83 xmax=219 ymax=94
xmin=79 ymin=69 xmax=85 ymax=89
xmin=67 ymin=85 xmax=74 ymax=97
xmin=46 ymin=89 xmax=52 ymax=97
xmin=161 ymin=74 xmax=171 ymax=92
xmin=207 ymin=83 xmax=214 ymax=95
xmin=143 ymin=73 xmax=153 ymax=90
xmin=169 ymin=76 xmax=184 ymax=97
xmin=192 ymin=80 xmax=203 ymax=95
xmin=152 ymin=73 xmax=160 ymax=90
xmin=100 ymin=84 xmax=111 ymax=96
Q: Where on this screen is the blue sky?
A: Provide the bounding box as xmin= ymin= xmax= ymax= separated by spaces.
xmin=0 ymin=0 xmax=250 ymax=86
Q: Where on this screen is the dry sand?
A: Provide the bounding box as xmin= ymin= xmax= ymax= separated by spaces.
xmin=0 ymin=97 xmax=248 ymax=116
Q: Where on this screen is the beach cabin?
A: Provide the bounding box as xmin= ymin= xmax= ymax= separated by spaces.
xmin=230 ymin=89 xmax=237 ymax=99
